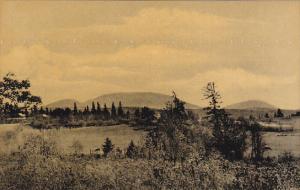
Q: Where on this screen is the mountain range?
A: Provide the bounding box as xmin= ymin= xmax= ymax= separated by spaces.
xmin=225 ymin=100 xmax=276 ymax=110
xmin=46 ymin=92 xmax=200 ymax=109
xmin=46 ymin=92 xmax=277 ymax=110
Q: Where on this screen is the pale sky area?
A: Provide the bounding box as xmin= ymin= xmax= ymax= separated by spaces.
xmin=0 ymin=1 xmax=299 ymax=109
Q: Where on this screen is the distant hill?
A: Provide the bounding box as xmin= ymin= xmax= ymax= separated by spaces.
xmin=46 ymin=92 xmax=200 ymax=109
xmin=225 ymin=100 xmax=276 ymax=110
xmin=84 ymin=92 xmax=200 ymax=109
xmin=46 ymin=99 xmax=80 ymax=109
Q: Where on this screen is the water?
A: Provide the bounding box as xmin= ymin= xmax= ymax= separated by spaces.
xmin=263 ymin=117 xmax=300 ymax=157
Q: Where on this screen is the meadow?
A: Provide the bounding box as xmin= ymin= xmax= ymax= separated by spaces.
xmin=1 ymin=116 xmax=299 ymax=158
xmin=0 ymin=123 xmax=145 ymax=155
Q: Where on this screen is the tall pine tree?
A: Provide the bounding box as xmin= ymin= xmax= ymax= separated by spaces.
xmin=45 ymin=107 xmax=49 ymax=115
xmin=103 ymin=104 xmax=110 ymax=120
xmin=96 ymin=102 xmax=101 ymax=114
xmin=91 ymin=102 xmax=96 ymax=114
xmin=73 ymin=102 xmax=78 ymax=115
xmin=117 ymin=101 xmax=124 ymax=118
xmin=39 ymin=106 xmax=45 ymax=114
xmin=111 ymin=102 xmax=117 ymax=119
xmin=86 ymin=106 xmax=90 ymax=115
xmin=102 ymin=138 xmax=114 ymax=157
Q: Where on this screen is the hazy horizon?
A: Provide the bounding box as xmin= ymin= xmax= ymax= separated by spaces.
xmin=1 ymin=1 xmax=299 ymax=109
xmin=42 ymin=91 xmax=296 ymax=110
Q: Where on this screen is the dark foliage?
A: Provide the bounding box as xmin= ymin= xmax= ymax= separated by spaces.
xmin=0 ymin=73 xmax=41 ymax=117
xmin=117 ymin=101 xmax=124 ymax=118
xmin=275 ymin=108 xmax=284 ymax=118
xmin=202 ymin=82 xmax=247 ymax=160
xmin=126 ymin=140 xmax=138 ymax=159
xmin=102 ymin=137 xmax=114 ymax=157
xmin=111 ymin=102 xmax=117 ymax=119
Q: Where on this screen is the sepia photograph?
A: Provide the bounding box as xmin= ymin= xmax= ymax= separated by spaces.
xmin=0 ymin=1 xmax=299 ymax=189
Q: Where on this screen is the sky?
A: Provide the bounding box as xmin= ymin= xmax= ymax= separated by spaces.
xmin=0 ymin=1 xmax=299 ymax=109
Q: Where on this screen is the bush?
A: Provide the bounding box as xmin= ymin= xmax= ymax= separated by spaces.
xmin=102 ymin=138 xmax=114 ymax=157
xmin=232 ymin=162 xmax=300 ymax=189
xmin=0 ymin=134 xmax=299 ymax=190
xmin=71 ymin=140 xmax=83 ymax=155
xmin=126 ymin=140 xmax=138 ymax=159
xmin=278 ymin=152 xmax=295 ymax=163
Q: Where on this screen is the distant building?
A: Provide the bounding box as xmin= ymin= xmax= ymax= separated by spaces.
xmin=18 ymin=113 xmax=26 ymax=118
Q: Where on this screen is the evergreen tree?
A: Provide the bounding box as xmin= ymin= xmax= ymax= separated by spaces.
xmin=84 ymin=106 xmax=90 ymax=115
xmin=73 ymin=102 xmax=78 ymax=115
xmin=117 ymin=101 xmax=124 ymax=118
xmin=39 ymin=106 xmax=44 ymax=114
xmin=91 ymin=102 xmax=96 ymax=114
xmin=203 ymin=82 xmax=224 ymax=138
xmin=275 ymin=108 xmax=284 ymax=117
xmin=64 ymin=108 xmax=72 ymax=116
xmin=103 ymin=104 xmax=110 ymax=119
xmin=45 ymin=107 xmax=49 ymax=115
xmin=102 ymin=137 xmax=114 ymax=157
xmin=141 ymin=107 xmax=155 ymax=125
xmin=111 ymin=102 xmax=117 ymax=119
xmin=96 ymin=102 xmax=101 ymax=114
xmin=126 ymin=140 xmax=138 ymax=159
xmin=203 ymin=82 xmax=247 ymax=160
xmin=126 ymin=110 xmax=130 ymax=119
xmin=134 ymin=108 xmax=140 ymax=119
xmin=160 ymin=91 xmax=188 ymax=125
xmin=145 ymin=92 xmax=190 ymax=163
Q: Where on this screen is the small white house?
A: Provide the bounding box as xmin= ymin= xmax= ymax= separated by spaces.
xmin=18 ymin=113 xmax=26 ymax=118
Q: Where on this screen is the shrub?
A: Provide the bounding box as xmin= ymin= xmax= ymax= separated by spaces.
xmin=126 ymin=140 xmax=138 ymax=159
xmin=0 ymin=135 xmax=299 ymax=190
xmin=102 ymin=137 xmax=114 ymax=157
xmin=71 ymin=140 xmax=83 ymax=155
xmin=232 ymin=162 xmax=300 ymax=189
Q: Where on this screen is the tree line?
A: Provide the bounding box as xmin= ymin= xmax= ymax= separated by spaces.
xmin=0 ymin=73 xmax=157 ymax=123
xmin=45 ymin=101 xmax=130 ymax=121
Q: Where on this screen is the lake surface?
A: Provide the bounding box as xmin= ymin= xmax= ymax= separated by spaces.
xmin=262 ymin=117 xmax=300 ymax=157
xmin=0 ymin=118 xmax=299 ymax=157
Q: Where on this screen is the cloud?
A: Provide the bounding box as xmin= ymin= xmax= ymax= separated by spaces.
xmin=1 ymin=44 xmax=299 ymax=109
xmin=2 ymin=6 xmax=299 ymax=76
xmin=0 ymin=4 xmax=299 ymax=109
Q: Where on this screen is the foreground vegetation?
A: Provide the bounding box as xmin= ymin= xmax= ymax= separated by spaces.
xmin=0 ymin=133 xmax=299 ymax=190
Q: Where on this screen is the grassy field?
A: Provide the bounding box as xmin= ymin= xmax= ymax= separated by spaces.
xmin=0 ymin=117 xmax=299 ymax=157
xmin=0 ymin=123 xmax=146 ymax=154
